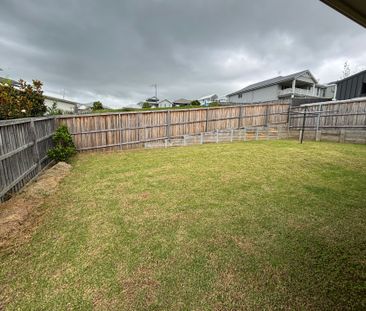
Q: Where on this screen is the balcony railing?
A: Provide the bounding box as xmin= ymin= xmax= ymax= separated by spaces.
xmin=278 ymin=88 xmax=315 ymax=97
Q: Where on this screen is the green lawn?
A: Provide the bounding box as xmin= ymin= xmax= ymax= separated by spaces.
xmin=1 ymin=141 xmax=365 ymax=310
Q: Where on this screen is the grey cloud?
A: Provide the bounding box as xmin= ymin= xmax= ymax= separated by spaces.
xmin=0 ymin=0 xmax=365 ymax=107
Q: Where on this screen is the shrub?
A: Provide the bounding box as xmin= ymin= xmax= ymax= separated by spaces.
xmin=142 ymin=102 xmax=151 ymax=109
xmin=191 ymin=100 xmax=201 ymax=106
xmin=0 ymin=79 xmax=46 ymax=119
xmin=92 ymin=101 xmax=103 ymax=111
xmin=47 ymin=102 xmax=63 ymax=115
xmin=47 ymin=125 xmax=76 ymax=162
xmin=208 ymin=101 xmax=220 ymax=107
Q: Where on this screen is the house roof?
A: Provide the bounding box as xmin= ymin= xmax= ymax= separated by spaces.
xmin=146 ymin=96 xmax=159 ymax=102
xmin=198 ymin=94 xmax=218 ymax=100
xmin=173 ymin=98 xmax=192 ymax=104
xmin=44 ymin=95 xmax=79 ymax=107
xmin=331 ymin=69 xmax=366 ymax=85
xmin=227 ymin=70 xmax=317 ymax=96
xmin=158 ymin=99 xmax=172 ymax=104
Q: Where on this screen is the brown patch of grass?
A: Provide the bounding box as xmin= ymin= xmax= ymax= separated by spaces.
xmin=119 ymin=265 xmax=160 ymax=309
xmin=0 ymin=162 xmax=71 ymax=250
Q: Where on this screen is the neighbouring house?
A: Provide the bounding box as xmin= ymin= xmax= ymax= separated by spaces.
xmin=333 ymin=69 xmax=366 ymax=100
xmin=44 ymin=95 xmax=79 ymax=114
xmin=173 ymin=98 xmax=192 ymax=107
xmin=152 ymin=99 xmax=173 ymax=108
xmin=218 ymin=96 xmax=229 ymax=104
xmin=146 ymin=96 xmax=159 ymax=106
xmin=77 ymin=103 xmax=93 ymax=113
xmin=138 ymin=96 xmax=172 ymax=108
xmin=227 ymin=70 xmax=336 ymax=104
xmin=198 ymin=94 xmax=218 ymax=106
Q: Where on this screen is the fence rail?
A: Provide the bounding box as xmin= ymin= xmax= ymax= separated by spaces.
xmin=0 ymin=117 xmax=55 ymax=201
xmin=145 ymin=126 xmax=288 ymax=149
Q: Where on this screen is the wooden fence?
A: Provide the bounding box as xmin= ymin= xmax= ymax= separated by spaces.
xmin=289 ymin=97 xmax=366 ymax=143
xmin=57 ymin=103 xmax=290 ymax=151
xmin=0 ymin=117 xmax=56 ymax=201
xmin=1 ymin=99 xmax=366 ymax=201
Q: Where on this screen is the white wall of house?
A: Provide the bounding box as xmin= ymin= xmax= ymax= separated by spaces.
xmin=158 ymin=100 xmax=173 ymax=108
xmin=229 ymin=85 xmax=279 ymax=103
xmin=44 ymin=98 xmax=76 ymax=113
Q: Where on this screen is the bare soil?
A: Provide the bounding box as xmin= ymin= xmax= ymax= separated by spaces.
xmin=0 ymin=162 xmax=71 ymax=250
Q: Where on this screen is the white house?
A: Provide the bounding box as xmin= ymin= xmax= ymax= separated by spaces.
xmin=198 ymin=94 xmax=218 ymax=106
xmin=227 ymin=70 xmax=336 ymax=104
xmin=155 ymin=99 xmax=173 ymax=108
xmin=44 ymin=95 xmax=78 ymax=113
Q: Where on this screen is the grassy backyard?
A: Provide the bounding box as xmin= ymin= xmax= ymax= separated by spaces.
xmin=1 ymin=140 xmax=365 ymax=310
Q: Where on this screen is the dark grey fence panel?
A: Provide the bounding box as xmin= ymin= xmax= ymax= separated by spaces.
xmin=0 ymin=117 xmax=56 ymax=201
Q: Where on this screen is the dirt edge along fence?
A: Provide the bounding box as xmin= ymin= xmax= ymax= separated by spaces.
xmin=0 ymin=117 xmax=56 ymax=202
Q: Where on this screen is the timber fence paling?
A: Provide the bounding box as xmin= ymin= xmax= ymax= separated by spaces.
xmin=0 ymin=116 xmax=56 ymax=201
xmin=57 ymin=103 xmax=290 ymax=151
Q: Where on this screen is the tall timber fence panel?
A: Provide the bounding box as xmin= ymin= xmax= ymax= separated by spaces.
xmin=0 ymin=117 xmax=56 ymax=201
xmin=289 ymin=98 xmax=366 ymax=143
xmin=57 ymin=103 xmax=290 ymax=152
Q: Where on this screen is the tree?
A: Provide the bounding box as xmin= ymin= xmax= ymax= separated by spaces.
xmin=341 ymin=61 xmax=351 ymax=79
xmin=47 ymin=102 xmax=63 ymax=115
xmin=92 ymin=101 xmax=103 ymax=111
xmin=0 ymin=79 xmax=46 ymax=120
xmin=142 ymin=102 xmax=151 ymax=108
xmin=191 ymin=100 xmax=201 ymax=106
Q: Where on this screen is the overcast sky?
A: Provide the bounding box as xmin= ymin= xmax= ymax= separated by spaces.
xmin=0 ymin=0 xmax=365 ymax=107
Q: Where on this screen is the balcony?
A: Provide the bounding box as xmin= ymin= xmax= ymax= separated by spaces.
xmin=278 ymin=87 xmax=315 ymax=97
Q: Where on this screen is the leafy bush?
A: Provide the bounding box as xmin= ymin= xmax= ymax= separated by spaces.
xmin=0 ymin=79 xmax=46 ymax=119
xmin=191 ymin=100 xmax=201 ymax=106
xmin=142 ymin=102 xmax=151 ymax=108
xmin=47 ymin=102 xmax=63 ymax=115
xmin=208 ymin=101 xmax=220 ymax=107
xmin=47 ymin=125 xmax=76 ymax=162
xmin=92 ymin=101 xmax=103 ymax=111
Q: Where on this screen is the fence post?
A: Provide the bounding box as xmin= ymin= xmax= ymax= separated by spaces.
xmin=183 ymin=135 xmax=187 ymax=146
xmin=216 ymin=129 xmax=219 ymax=143
xmin=166 ymin=110 xmax=171 ymax=141
xmin=238 ymin=106 xmax=243 ymax=129
xmin=340 ymin=129 xmax=346 ymax=143
xmin=230 ymin=129 xmax=233 ymax=142
xmin=205 ymin=109 xmax=209 ymax=132
xmin=300 ymin=106 xmax=307 ymax=144
xmin=200 ymin=132 xmax=204 ymax=144
xmin=29 ymin=120 xmax=41 ymax=173
xmin=265 ymin=105 xmax=269 ymax=127
xmin=165 ymin=139 xmax=168 ymax=148
xmin=315 ymin=104 xmax=322 ymax=142
xmin=243 ymin=128 xmax=247 ymax=141
xmin=255 ymin=127 xmax=259 ymax=140
xmin=287 ymin=105 xmax=291 ymax=127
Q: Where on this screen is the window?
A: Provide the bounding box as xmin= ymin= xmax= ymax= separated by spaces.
xmin=361 ymin=83 xmax=366 ymax=95
xmin=238 ymin=93 xmax=242 ymax=98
